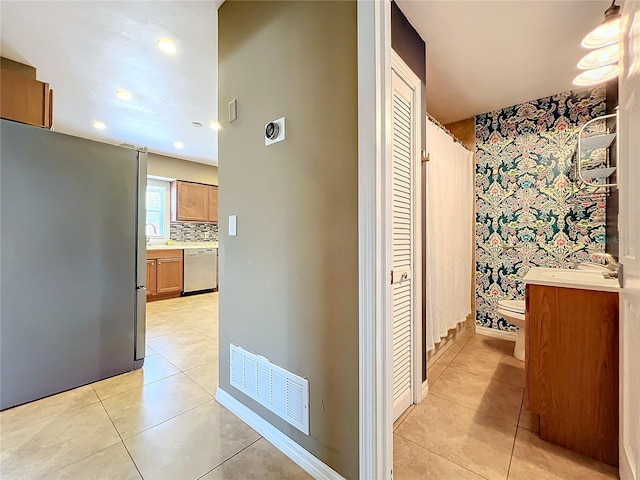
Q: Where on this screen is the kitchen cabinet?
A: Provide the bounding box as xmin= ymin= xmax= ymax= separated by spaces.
xmin=171 ymin=180 xmax=218 ymax=223
xmin=146 ymin=259 xmax=156 ymax=297
xmin=0 ymin=69 xmax=53 ymax=129
xmin=525 ymin=284 xmax=619 ymax=466
xmin=146 ymin=249 xmax=183 ymax=301
xmin=156 ymin=257 xmax=183 ymax=294
xmin=208 ymin=185 xmax=219 ymax=222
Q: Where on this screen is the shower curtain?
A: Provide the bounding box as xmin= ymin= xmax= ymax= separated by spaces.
xmin=425 ymin=118 xmax=474 ymax=351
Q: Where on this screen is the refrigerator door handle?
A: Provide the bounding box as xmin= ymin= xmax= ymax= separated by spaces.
xmin=136 ymin=150 xmax=148 ymax=288
xmin=135 ymin=287 xmax=146 ymax=363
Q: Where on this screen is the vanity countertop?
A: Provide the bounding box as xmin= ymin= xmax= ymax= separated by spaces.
xmin=523 ymin=267 xmax=620 ymax=293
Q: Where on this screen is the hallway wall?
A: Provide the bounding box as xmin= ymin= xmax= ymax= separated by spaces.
xmin=217 ymin=1 xmax=359 ymax=478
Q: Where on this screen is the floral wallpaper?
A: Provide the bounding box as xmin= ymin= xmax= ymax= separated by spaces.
xmin=475 ymin=86 xmax=607 ymax=331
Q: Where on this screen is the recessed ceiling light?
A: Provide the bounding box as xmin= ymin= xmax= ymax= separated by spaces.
xmin=156 ymin=38 xmax=177 ymax=55
xmin=92 ymin=121 xmax=107 ymax=130
xmin=115 ymin=89 xmax=133 ymax=101
xmin=209 ymin=121 xmax=221 ymax=131
xmin=174 ymin=141 xmax=184 ymax=149
xmin=573 ymin=65 xmax=619 ymax=86
xmin=191 ymin=121 xmax=203 ymax=128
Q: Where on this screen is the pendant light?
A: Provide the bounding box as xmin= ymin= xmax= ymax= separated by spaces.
xmin=573 ymin=65 xmax=619 ymax=86
xmin=581 ymin=1 xmax=621 ymax=49
xmin=577 ymin=44 xmax=619 ymax=70
xmin=573 ymin=1 xmax=620 ymax=86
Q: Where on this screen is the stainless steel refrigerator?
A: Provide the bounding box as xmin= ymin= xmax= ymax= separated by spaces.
xmin=0 ymin=119 xmax=147 ymax=410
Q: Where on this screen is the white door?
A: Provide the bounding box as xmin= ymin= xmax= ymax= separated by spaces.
xmin=390 ymin=52 xmax=421 ymax=422
xmin=618 ymin=3 xmax=639 ymax=479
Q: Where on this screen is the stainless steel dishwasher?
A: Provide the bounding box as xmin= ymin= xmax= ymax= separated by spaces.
xmin=183 ymin=248 xmax=217 ymax=294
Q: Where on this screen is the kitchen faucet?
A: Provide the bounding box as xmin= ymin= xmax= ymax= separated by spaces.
xmin=145 ymin=223 xmax=158 ymax=244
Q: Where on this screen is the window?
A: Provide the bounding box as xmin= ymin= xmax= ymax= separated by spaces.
xmin=146 ymin=179 xmax=170 ymax=240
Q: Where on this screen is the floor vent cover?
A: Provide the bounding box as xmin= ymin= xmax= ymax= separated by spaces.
xmin=230 ymin=344 xmax=309 ymax=434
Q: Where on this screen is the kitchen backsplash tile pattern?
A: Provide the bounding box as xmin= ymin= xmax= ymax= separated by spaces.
xmin=170 ymin=222 xmax=218 ymax=242
xmin=475 ymin=86 xmax=606 ymax=332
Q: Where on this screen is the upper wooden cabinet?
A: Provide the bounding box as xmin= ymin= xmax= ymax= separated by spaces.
xmin=208 ymin=185 xmax=219 ymax=223
xmin=0 ymin=69 xmax=53 ymax=129
xmin=171 ymin=180 xmax=218 ymax=223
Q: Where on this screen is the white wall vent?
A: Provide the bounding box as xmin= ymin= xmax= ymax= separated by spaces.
xmin=229 ymin=344 xmax=309 ymax=435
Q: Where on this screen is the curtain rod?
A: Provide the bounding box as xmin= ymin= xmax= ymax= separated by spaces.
xmin=426 ymin=112 xmax=473 ymax=153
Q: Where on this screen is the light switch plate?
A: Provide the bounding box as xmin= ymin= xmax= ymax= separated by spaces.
xmin=229 ymin=215 xmax=237 ymax=236
xmin=229 ymin=99 xmax=238 ymax=123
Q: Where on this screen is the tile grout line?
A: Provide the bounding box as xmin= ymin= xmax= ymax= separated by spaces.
xmin=444 ymin=364 xmax=525 ymax=389
xmin=94 ymin=371 xmax=183 ymax=402
xmin=423 ymin=391 xmax=522 ymax=428
xmin=392 ymin=404 xmax=416 ymax=433
xmin=115 ymin=392 xmax=215 ymax=442
xmin=196 ymin=437 xmax=263 ymax=480
xmin=92 ymin=384 xmax=146 ymax=479
xmin=506 ymin=396 xmax=526 ymax=479
xmin=394 ymin=432 xmax=491 ymax=480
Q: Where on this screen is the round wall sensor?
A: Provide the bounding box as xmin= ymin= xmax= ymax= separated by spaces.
xmin=265 ymin=122 xmax=279 ymax=140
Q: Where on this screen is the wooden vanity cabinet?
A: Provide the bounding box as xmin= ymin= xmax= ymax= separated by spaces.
xmin=525 ymin=284 xmax=619 ymax=466
xmin=146 ymin=249 xmax=183 ymax=301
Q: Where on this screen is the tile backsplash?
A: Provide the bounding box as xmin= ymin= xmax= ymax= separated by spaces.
xmin=170 ymin=222 xmax=218 ymax=242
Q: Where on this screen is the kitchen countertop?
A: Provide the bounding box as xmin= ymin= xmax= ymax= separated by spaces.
xmin=147 ymin=242 xmax=219 ymax=251
xmin=522 ymin=267 xmax=620 ymax=293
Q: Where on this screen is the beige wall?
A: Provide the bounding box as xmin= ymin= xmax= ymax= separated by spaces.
xmin=147 ymin=152 xmax=218 ymax=185
xmin=217 ymin=1 xmax=358 ymax=478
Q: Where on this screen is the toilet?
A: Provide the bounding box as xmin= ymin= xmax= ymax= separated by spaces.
xmin=497 ymin=299 xmax=526 ymax=361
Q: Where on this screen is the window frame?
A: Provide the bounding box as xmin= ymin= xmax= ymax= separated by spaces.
xmin=146 ymin=178 xmax=171 ymax=242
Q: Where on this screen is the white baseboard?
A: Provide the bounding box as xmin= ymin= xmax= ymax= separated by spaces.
xmin=215 ymin=388 xmax=345 ymax=480
xmin=420 ymin=380 xmax=429 ymax=401
xmin=618 ymin=447 xmax=635 ymax=480
xmin=476 ymin=325 xmax=517 ymax=341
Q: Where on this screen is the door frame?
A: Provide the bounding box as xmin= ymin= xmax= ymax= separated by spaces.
xmin=390 ymin=49 xmax=424 ymax=420
xmin=357 ymin=1 xmax=393 ymax=478
xmin=358 ymin=1 xmax=422 ymax=478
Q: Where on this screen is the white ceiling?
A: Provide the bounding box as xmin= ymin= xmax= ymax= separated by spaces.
xmin=1 ymin=1 xmax=221 ymax=165
xmin=395 ymin=0 xmax=613 ymax=125
xmin=1 ymin=1 xmax=615 ymax=152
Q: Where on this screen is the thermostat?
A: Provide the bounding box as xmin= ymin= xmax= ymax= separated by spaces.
xmin=265 ymin=117 xmax=285 ymax=146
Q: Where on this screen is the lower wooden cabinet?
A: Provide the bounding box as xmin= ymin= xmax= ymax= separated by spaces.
xmin=156 ymin=257 xmax=183 ymax=294
xmin=526 ymin=284 xmax=619 ymax=466
xmin=146 ymin=259 xmax=157 ymax=297
xmin=147 ymin=249 xmax=183 ymax=301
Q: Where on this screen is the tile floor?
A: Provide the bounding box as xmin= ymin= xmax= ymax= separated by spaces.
xmin=1 ymin=295 xmax=622 ymax=480
xmin=0 ymin=292 xmax=311 ymax=480
xmin=393 ymin=331 xmax=620 ymax=480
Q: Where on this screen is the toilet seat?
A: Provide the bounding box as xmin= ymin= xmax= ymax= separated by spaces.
xmin=497 ymin=299 xmax=525 ymax=314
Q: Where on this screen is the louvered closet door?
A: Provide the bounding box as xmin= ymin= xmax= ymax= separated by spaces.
xmin=391 ymin=68 xmax=415 ymax=421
